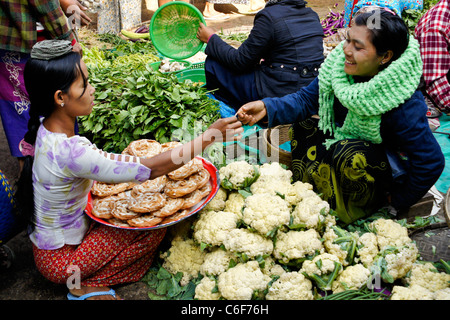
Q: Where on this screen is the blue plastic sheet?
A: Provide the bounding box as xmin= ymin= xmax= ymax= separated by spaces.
xmin=433 ymin=115 xmax=450 ymax=194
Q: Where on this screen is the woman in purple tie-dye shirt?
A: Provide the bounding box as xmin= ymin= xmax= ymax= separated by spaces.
xmin=15 ymin=40 xmax=243 ymax=300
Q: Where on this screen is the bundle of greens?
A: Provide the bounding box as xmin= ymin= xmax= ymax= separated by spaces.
xmin=78 ymin=48 xmax=219 ymax=153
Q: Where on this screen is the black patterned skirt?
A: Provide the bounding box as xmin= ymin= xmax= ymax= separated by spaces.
xmin=290 ymin=118 xmax=392 ymax=225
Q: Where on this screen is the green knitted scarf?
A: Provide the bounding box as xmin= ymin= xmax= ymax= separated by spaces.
xmin=317 ymin=36 xmax=423 ymax=149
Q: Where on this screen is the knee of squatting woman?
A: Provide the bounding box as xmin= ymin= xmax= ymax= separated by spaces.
xmin=14 ymin=40 xmax=243 ymax=300
xmin=236 ymin=9 xmax=445 ymax=225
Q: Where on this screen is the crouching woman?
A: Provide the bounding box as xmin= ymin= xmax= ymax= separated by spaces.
xmin=15 ymin=40 xmax=243 ymax=300
xmin=236 ymin=9 xmax=445 ymax=225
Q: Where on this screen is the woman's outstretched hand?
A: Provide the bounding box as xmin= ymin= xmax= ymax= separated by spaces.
xmin=235 ymin=100 xmax=267 ymax=126
xmin=203 ymin=116 xmax=243 ymax=144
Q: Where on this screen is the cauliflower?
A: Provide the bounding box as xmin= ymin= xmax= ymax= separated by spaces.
xmin=242 ymin=193 xmax=291 ymax=236
xmin=200 ymin=248 xmax=235 ymax=277
xmin=250 ymin=163 xmax=303 ymax=206
xmin=223 ymin=192 xmax=245 ymax=219
xmin=204 ymin=187 xmax=227 ymax=211
xmin=323 ymin=226 xmax=359 ymax=266
xmin=370 ymin=218 xmax=411 ymax=250
xmin=250 ymin=178 xmax=296 ymax=204
xmin=390 ymin=284 xmax=434 ymax=300
xmin=194 ymin=277 xmax=221 ymax=300
xmin=193 ymin=210 xmax=238 ymax=247
xmin=223 ymin=228 xmax=274 ymax=259
xmin=371 ymin=243 xmax=419 ymax=283
xmin=217 ymin=261 xmax=271 ymax=300
xmin=257 ymin=162 xmax=292 ymax=183
xmin=405 ymin=262 xmax=450 ymax=292
xmin=332 ymin=264 xmax=371 ymax=293
xmin=161 ymin=237 xmax=206 ymax=286
xmin=356 ymin=232 xmax=379 ymax=267
xmin=265 ymin=271 xmax=314 ymax=300
xmin=301 ymin=253 xmax=343 ymax=291
xmin=273 ymin=229 xmax=324 ymax=264
xmin=219 ymin=161 xmax=259 ymax=190
xmin=291 ymin=193 xmax=333 ymax=231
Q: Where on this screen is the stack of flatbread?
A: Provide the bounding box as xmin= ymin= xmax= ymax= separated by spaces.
xmin=90 ymin=139 xmax=212 ymax=228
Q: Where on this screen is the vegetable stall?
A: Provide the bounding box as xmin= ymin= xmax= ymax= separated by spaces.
xmin=75 ymin=0 xmax=449 ymax=300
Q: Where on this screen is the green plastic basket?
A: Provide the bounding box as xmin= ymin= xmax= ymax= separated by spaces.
xmin=150 ymin=1 xmax=206 ymax=60
xmin=176 ymin=68 xmax=206 ymax=85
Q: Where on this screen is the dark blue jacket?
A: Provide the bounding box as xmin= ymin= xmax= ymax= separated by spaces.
xmin=262 ymin=77 xmax=445 ymax=211
xmin=205 ymin=0 xmax=324 ymax=98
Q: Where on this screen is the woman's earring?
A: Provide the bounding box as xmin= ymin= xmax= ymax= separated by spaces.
xmin=61 ymin=103 xmax=65 ymax=107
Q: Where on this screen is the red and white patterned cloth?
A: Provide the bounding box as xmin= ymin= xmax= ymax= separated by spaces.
xmin=415 ymin=0 xmax=450 ymax=113
xmin=33 ymin=222 xmax=166 ymax=287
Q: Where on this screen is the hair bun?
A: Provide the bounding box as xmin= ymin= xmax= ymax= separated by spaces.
xmin=30 ymin=40 xmax=73 ymax=60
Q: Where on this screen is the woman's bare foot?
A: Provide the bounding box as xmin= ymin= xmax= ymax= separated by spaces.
xmin=69 ymin=286 xmax=121 ymax=300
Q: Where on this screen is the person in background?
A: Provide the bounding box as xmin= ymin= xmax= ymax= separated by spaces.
xmin=15 ymin=39 xmax=242 ymax=300
xmin=236 ymin=9 xmax=445 ymax=225
xmin=414 ymin=0 xmax=450 ymax=117
xmin=158 ymin=0 xmax=250 ymax=20
xmin=0 ymin=0 xmax=84 ymax=174
xmin=343 ymin=0 xmax=423 ymax=27
xmin=97 ymin=0 xmax=141 ymax=34
xmin=196 ymin=0 xmax=324 ymax=110
xmin=60 ymin=0 xmax=93 ymax=27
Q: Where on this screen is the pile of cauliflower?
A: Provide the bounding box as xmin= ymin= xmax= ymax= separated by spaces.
xmin=159 ymin=161 xmax=450 ymax=300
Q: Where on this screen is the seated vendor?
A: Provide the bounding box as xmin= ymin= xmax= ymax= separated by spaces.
xmin=236 ymin=9 xmax=445 ymax=225
xmin=196 ymin=0 xmax=324 ymax=110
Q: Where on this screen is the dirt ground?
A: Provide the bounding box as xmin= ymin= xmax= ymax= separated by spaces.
xmin=0 ymin=0 xmax=448 ymax=302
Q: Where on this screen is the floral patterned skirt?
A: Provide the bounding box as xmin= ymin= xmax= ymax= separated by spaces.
xmin=290 ymin=118 xmax=392 ymax=224
xmin=33 ymin=222 xmax=166 ymax=287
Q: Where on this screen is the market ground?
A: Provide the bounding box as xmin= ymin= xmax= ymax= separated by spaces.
xmin=0 ymin=0 xmax=449 ymax=301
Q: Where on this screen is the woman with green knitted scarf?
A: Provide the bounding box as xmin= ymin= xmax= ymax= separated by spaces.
xmin=236 ymin=9 xmax=445 ymax=224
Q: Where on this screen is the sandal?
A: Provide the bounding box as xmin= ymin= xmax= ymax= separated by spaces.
xmin=67 ymin=288 xmax=118 ymax=300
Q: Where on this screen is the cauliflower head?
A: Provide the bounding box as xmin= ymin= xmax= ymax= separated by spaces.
xmin=200 ymin=248 xmax=235 ymax=277
xmin=217 ymin=261 xmax=271 ymax=300
xmin=204 ymin=187 xmax=227 ymax=211
xmin=332 ymin=264 xmax=371 ymax=293
xmin=273 ymin=229 xmax=324 ymax=264
xmin=223 ymin=228 xmax=274 ymax=258
xmin=193 ymin=210 xmax=238 ymax=247
xmin=195 ymin=277 xmax=221 ymax=300
xmin=390 ymin=284 xmax=434 ymax=300
xmin=242 ymin=193 xmax=291 ymax=236
xmin=291 ymin=193 xmax=333 ymax=231
xmin=370 ymin=218 xmax=411 ymax=250
xmin=356 ymin=232 xmax=379 ymax=267
xmin=219 ymin=161 xmax=259 ymax=190
xmin=265 ymin=271 xmax=314 ymax=300
xmin=161 ymin=237 xmax=206 ymax=286
xmin=224 ymin=192 xmax=245 ymax=219
xmin=406 ymin=262 xmax=450 ymax=292
xmin=371 ymin=243 xmax=419 ymax=283
xmin=257 ymin=162 xmax=292 ymax=183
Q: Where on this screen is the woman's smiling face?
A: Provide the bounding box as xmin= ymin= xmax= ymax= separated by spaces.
xmin=342 ymin=25 xmax=386 ymax=77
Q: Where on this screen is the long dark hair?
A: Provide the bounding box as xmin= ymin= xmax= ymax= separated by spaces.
xmin=15 ymin=52 xmax=85 ymax=227
xmin=354 ymin=9 xmax=409 ymax=70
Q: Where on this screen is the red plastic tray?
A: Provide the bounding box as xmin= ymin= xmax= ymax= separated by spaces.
xmin=85 ymin=157 xmax=219 ymax=230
